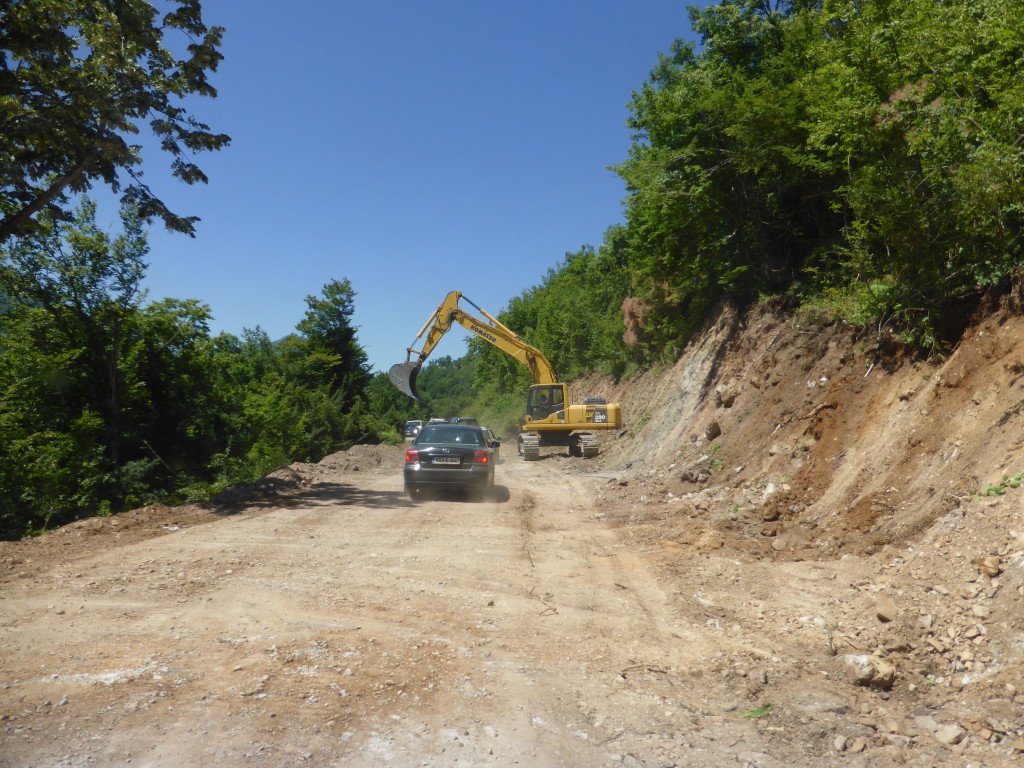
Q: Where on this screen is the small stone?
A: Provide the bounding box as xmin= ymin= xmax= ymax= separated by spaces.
xmin=971 ymin=605 xmax=989 ymax=619
xmin=875 ymin=595 xmax=899 ymax=623
xmin=934 ymin=725 xmax=966 ymax=746
xmin=848 ymin=737 xmax=867 ymax=754
xmin=833 ymin=735 xmax=847 ymax=752
xmin=1012 ymin=737 xmax=1024 ymax=753
xmin=704 ymin=421 xmax=722 ymax=441
xmin=845 ymin=654 xmax=896 ymax=690
xmin=714 ymin=381 xmax=741 ymax=408
xmin=977 ymin=555 xmax=1002 ymax=578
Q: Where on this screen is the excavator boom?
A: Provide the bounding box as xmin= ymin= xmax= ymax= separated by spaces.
xmin=389 ymin=291 xmax=556 ymax=401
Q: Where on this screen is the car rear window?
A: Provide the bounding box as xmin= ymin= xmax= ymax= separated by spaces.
xmin=419 ymin=427 xmax=482 ymax=446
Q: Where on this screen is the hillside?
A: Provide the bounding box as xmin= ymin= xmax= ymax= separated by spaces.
xmin=1 ymin=299 xmax=1023 ymax=767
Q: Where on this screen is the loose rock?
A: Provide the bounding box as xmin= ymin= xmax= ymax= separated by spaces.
xmin=845 ymin=654 xmax=897 ymax=691
xmin=875 ymin=595 xmax=899 ymax=623
xmin=977 ymin=555 xmax=1002 ymax=578
xmin=933 ymin=725 xmax=965 ymax=746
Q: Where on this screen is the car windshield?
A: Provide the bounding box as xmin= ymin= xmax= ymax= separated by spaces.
xmin=418 ymin=426 xmax=482 ymax=446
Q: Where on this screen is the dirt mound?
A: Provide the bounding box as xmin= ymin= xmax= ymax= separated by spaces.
xmin=0 ymin=444 xmax=405 ymax=579
xmin=277 ymin=443 xmax=402 ymax=481
xmin=216 ymin=444 xmax=403 ymax=503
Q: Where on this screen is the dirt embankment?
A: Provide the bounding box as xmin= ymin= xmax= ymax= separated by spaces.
xmin=576 ymin=299 xmax=1024 ymax=760
xmin=582 ymin=300 xmax=1024 ymax=558
xmin=1 ymin=304 xmax=1023 ymax=767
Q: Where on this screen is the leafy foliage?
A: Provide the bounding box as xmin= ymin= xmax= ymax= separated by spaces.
xmin=415 ymin=355 xmax=477 ymax=421
xmin=0 ymin=0 xmax=230 ymax=243
xmin=0 ymin=201 xmax=387 ymax=538
xmin=467 ymin=238 xmax=636 ymax=412
xmin=615 ymin=0 xmax=1024 ymax=351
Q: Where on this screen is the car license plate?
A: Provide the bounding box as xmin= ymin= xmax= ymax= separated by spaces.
xmin=433 ymin=456 xmax=461 ymax=465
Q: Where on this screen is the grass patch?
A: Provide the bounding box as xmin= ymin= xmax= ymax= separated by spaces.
xmin=981 ymin=471 xmax=1023 ymax=497
xmin=741 ymin=703 xmax=773 ymax=719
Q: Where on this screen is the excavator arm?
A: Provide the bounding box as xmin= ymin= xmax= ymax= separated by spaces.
xmin=389 ymin=291 xmax=557 ymax=401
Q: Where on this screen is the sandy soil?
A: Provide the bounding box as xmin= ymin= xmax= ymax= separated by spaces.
xmin=2 ymin=304 xmax=1024 ymax=767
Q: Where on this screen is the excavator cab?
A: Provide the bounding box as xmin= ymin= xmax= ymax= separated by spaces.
xmin=526 ymin=384 xmax=565 ymax=422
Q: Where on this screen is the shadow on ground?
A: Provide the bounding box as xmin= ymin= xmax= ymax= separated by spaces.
xmin=205 ymin=477 xmax=515 ymax=516
xmin=405 ymin=485 xmax=512 ymax=504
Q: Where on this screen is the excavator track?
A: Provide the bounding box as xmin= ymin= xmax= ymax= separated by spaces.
xmin=567 ymin=432 xmax=600 ymax=458
xmin=518 ymin=433 xmax=541 ymax=461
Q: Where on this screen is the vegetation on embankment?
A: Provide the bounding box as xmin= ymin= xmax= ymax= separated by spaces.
xmin=467 ymin=0 xmax=1023 ymax=420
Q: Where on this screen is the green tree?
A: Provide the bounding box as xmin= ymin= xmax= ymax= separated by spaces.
xmin=296 ymin=278 xmax=371 ymax=408
xmin=0 ymin=0 xmax=230 ymax=243
xmin=615 ymin=0 xmax=1024 ymax=351
xmin=0 ymin=305 xmax=106 ymax=536
xmin=0 ymin=198 xmax=148 ymax=464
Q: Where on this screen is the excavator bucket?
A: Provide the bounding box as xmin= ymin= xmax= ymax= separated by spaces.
xmin=388 ymin=362 xmax=422 ymax=401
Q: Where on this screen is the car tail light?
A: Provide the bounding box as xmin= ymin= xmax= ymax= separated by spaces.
xmin=472 ymin=450 xmax=488 ymax=465
xmin=405 ymin=449 xmax=419 ymax=463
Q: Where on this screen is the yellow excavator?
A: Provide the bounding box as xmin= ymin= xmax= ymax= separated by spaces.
xmin=389 ymin=291 xmax=622 ymax=460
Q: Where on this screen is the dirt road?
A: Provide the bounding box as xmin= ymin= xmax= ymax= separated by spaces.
xmin=2 ymin=444 xmax=1022 ymax=767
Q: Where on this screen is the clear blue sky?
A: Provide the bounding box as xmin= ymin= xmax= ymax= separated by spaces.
xmin=128 ymin=1 xmax=708 ymax=372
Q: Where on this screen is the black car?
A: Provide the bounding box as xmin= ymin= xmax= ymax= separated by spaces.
xmin=404 ymin=424 xmax=498 ymax=499
xmin=402 ymin=419 xmax=423 ymax=438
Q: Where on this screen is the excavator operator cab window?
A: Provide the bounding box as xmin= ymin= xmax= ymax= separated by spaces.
xmin=527 ymin=385 xmax=563 ymax=421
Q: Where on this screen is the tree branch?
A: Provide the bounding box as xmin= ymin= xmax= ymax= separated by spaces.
xmin=0 ymin=150 xmax=97 ymax=245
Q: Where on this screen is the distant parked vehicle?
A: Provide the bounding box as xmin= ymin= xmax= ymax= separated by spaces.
xmin=481 ymin=427 xmax=501 ymax=462
xmin=403 ymin=420 xmax=423 ymax=438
